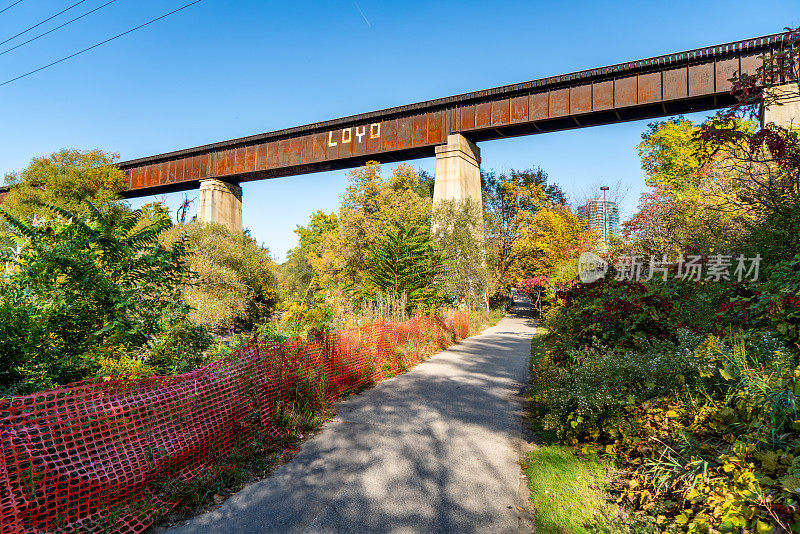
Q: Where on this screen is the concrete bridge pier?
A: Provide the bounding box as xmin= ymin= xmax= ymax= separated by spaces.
xmin=432 ymin=133 xmax=482 ymax=206
xmin=432 ymin=133 xmax=488 ymax=308
xmin=197 ymin=178 xmax=242 ymax=233
xmin=762 ymin=82 xmax=800 ymax=129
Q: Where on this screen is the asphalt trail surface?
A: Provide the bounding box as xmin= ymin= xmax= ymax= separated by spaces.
xmin=166 ymin=298 xmax=536 ymax=533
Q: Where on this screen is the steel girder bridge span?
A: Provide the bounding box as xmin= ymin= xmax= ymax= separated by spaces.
xmin=3 ymin=31 xmax=797 ymax=231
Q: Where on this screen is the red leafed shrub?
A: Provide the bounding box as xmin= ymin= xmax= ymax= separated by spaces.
xmin=715 ymin=284 xmax=763 ymax=330
xmin=518 ymin=276 xmax=550 ymax=315
xmin=547 ymin=278 xmax=678 ymax=351
xmin=517 ymin=275 xmax=549 ymax=296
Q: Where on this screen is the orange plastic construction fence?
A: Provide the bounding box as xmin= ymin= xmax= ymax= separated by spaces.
xmin=1 ymin=312 xmax=469 ymax=533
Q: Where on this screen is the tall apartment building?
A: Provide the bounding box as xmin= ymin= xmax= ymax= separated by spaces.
xmin=577 ymin=198 xmax=620 ymax=239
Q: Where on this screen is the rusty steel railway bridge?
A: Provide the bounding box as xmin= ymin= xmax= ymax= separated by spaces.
xmin=2 ymin=31 xmax=797 ymax=231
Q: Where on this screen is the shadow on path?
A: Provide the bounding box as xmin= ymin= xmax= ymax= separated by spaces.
xmin=166 ymin=298 xmax=536 ymax=534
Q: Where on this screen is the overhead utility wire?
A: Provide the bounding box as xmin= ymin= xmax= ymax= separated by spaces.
xmin=0 ymin=1 xmax=24 ymax=16
xmin=0 ymin=0 xmax=201 ymax=87
xmin=0 ymin=0 xmax=117 ymax=57
xmin=0 ymin=0 xmax=87 ymax=47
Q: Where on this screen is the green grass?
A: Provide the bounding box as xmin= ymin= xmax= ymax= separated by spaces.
xmin=522 ymin=446 xmax=615 ymax=534
xmin=525 ymin=331 xmax=628 ymax=533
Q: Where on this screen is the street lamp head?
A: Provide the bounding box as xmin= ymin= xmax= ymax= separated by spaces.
xmin=600 ymin=186 xmax=609 ymax=191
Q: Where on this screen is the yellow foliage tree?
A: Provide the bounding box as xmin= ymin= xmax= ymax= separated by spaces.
xmin=309 ymin=161 xmax=431 ymax=288
xmin=486 ymin=177 xmax=590 ymax=283
xmin=628 ymin=117 xmax=757 ymax=254
xmin=638 ymin=117 xmax=709 ymax=192
xmin=512 ymin=205 xmax=594 ymax=278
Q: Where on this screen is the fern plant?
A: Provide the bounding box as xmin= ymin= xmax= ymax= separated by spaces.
xmin=363 ymin=221 xmax=447 ymax=310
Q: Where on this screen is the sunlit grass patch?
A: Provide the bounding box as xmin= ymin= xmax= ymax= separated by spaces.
xmin=525 ymin=331 xmax=634 ymax=533
xmin=522 ymin=445 xmax=614 ymax=534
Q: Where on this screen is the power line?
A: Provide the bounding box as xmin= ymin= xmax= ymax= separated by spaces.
xmin=0 ymin=0 xmax=201 ymax=88
xmin=0 ymin=0 xmax=117 ymax=57
xmin=0 ymin=0 xmax=87 ymax=47
xmin=0 ymin=1 xmax=24 ymax=16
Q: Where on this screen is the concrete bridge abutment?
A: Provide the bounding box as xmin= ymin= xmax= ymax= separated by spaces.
xmin=197 ymin=178 xmax=242 ymax=233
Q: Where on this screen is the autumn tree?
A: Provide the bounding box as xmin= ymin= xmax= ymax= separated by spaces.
xmin=512 ymin=205 xmax=593 ymax=277
xmin=626 ymin=117 xmax=757 ymax=255
xmin=431 ymin=198 xmax=488 ymax=308
xmin=622 ymin=187 xmax=682 ymax=254
xmin=310 ymin=162 xmax=431 ymax=289
xmin=699 ymin=114 xmax=800 ymax=264
xmin=281 ymin=210 xmax=339 ymax=300
xmin=638 ymin=117 xmax=711 ymax=191
xmin=482 ymin=167 xmax=568 ymax=295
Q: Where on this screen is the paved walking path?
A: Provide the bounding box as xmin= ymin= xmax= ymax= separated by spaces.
xmin=167 ymin=299 xmax=536 ymax=534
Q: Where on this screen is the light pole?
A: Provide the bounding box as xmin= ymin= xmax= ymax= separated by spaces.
xmin=600 ymin=186 xmax=609 ymax=244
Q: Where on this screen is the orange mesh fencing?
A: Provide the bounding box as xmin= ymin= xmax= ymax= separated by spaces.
xmin=0 ymin=312 xmax=469 ymax=533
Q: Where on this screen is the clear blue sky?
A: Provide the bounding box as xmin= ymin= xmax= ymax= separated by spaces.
xmin=1 ymin=1 xmax=797 ymax=261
